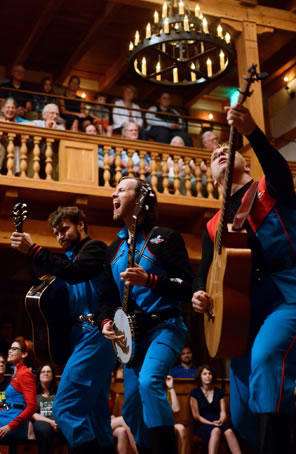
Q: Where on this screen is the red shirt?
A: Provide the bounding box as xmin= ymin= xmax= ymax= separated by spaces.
xmin=8 ymin=363 xmax=37 ymax=431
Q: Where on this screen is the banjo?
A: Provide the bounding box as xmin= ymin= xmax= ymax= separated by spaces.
xmin=112 ymin=183 xmax=155 ymax=366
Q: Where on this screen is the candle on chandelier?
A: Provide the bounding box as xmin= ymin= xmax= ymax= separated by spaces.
xmin=219 ymin=50 xmax=225 ymax=69
xmin=217 ymin=25 xmax=223 ymax=38
xmin=184 ymin=16 xmax=189 ymax=32
xmin=225 ymin=32 xmax=231 ymax=43
xmin=154 ymin=10 xmax=159 ymax=24
xmin=184 ymin=15 xmax=189 ymax=31
xmin=191 ymin=63 xmax=196 ymax=81
xmin=129 ymin=41 xmax=134 ymax=51
xmin=173 ymin=67 xmax=179 ymax=83
xmin=162 ymin=2 xmax=168 ymax=18
xmin=134 ymin=31 xmax=140 ymax=45
xmin=179 ymin=1 xmax=185 ymax=15
xmin=141 ymin=57 xmax=147 ymax=76
xmin=195 ymin=4 xmax=200 ymax=16
xmin=146 ymin=23 xmax=151 ymax=39
xmin=164 ymin=17 xmax=170 ymax=33
xmin=206 ymin=58 xmax=212 ymax=77
xmin=202 ymin=18 xmax=208 ymax=33
xmin=156 ymin=61 xmax=161 ymax=80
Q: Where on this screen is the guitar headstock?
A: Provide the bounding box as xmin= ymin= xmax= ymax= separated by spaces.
xmin=12 ymin=202 xmax=28 ymax=233
xmin=134 ymin=183 xmax=155 ymax=218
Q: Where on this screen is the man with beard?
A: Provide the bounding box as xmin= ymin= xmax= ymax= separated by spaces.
xmin=10 ymin=206 xmax=116 ymax=454
xmin=192 ymin=104 xmax=296 ymax=454
xmin=170 ymin=346 xmax=197 ymax=378
xmin=96 ymin=177 xmax=193 ymax=454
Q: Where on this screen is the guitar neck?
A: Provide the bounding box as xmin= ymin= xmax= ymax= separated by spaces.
xmin=215 ymin=65 xmax=258 ymax=255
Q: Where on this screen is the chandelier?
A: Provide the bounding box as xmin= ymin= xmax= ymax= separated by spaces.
xmin=128 ymin=1 xmax=235 ymax=86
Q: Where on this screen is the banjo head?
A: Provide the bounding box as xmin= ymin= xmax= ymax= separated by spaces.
xmin=113 ymin=308 xmax=135 ymax=365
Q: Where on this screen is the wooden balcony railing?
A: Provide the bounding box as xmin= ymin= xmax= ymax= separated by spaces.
xmin=0 ymin=122 xmax=223 ymax=199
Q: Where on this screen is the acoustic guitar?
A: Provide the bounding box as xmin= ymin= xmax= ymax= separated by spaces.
xmin=204 ymin=65 xmax=267 ymax=358
xmin=112 ymin=184 xmax=155 ymax=366
xmin=12 ymin=202 xmax=71 ymax=365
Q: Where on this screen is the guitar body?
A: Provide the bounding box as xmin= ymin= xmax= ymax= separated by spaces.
xmin=25 ymin=275 xmax=71 ymax=365
xmin=205 ymin=230 xmax=251 ymax=358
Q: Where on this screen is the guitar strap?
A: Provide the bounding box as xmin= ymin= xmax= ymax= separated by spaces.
xmin=76 ymin=239 xmax=97 ymax=259
xmin=232 ymin=181 xmax=259 ymax=231
xmin=135 ymin=226 xmax=159 ymax=264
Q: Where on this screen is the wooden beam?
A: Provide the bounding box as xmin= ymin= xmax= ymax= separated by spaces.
xmin=11 ymin=0 xmax=64 ymax=67
xmin=111 ymin=0 xmax=296 ymax=32
xmin=98 ymin=54 xmax=129 ymax=94
xmin=55 ymin=3 xmax=117 ymax=84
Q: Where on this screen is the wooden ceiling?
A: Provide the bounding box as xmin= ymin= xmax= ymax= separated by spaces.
xmin=0 ymin=0 xmax=295 ymax=103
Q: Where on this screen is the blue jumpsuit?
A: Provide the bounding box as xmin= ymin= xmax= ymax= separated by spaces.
xmin=28 ymin=238 xmax=116 ymax=448
xmin=98 ymin=222 xmax=192 ymax=449
xmin=196 ymin=127 xmax=296 ymax=446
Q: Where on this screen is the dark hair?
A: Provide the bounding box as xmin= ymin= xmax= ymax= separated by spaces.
xmin=68 ymin=75 xmax=80 ymax=86
xmin=14 ymin=336 xmax=35 ymax=367
xmin=95 ymin=93 xmax=107 ymax=100
xmin=41 ymin=78 xmax=53 ymax=93
xmin=0 ymin=353 xmax=6 ymax=365
xmin=48 ymin=206 xmax=88 ymax=233
xmin=36 ymin=364 xmax=58 ymax=395
xmin=195 ymin=364 xmax=216 ymax=386
xmin=119 ymin=177 xmax=158 ymax=223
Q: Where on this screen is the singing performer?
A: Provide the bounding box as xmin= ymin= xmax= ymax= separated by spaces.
xmin=97 ymin=177 xmax=192 ymax=454
xmin=192 ymin=104 xmax=296 ymax=454
xmin=11 ymin=206 xmax=116 ymax=454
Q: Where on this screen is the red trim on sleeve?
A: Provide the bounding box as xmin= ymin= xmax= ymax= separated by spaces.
xmin=101 ymin=319 xmax=112 ymax=330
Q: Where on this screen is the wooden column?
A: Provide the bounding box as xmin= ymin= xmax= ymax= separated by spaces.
xmin=235 ymin=21 xmax=264 ymax=180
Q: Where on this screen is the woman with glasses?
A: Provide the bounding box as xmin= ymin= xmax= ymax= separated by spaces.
xmin=0 ymin=337 xmax=37 ymax=440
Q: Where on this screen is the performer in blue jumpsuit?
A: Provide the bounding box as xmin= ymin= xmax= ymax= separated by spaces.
xmin=11 ymin=206 xmax=116 ymax=454
xmin=97 ymin=177 xmax=193 ymax=454
xmin=192 ymin=104 xmax=296 ymax=454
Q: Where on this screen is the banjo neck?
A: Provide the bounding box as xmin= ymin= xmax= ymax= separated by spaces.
xmin=122 ymin=214 xmax=138 ymax=314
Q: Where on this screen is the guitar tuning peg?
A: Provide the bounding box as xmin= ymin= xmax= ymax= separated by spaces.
xmin=145 ymin=204 xmax=149 ymax=211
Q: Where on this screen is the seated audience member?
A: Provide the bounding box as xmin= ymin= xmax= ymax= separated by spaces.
xmin=0 ymin=337 xmax=37 ymax=440
xmin=0 ymin=64 xmax=32 ymax=118
xmin=89 ymin=93 xmax=112 ymax=137
xmin=31 ymin=104 xmax=65 ymax=130
xmin=59 ymin=75 xmax=91 ymax=131
xmin=26 ymin=104 xmax=65 ymax=180
xmin=0 ymin=97 xmax=28 ymax=175
xmin=30 ymin=364 xmax=63 ymax=454
xmin=121 ymin=123 xmax=151 ymax=177
xmin=32 ymin=78 xmax=59 ymax=119
xmin=0 ymin=354 xmax=10 ymax=402
xmin=112 ymin=85 xmax=145 ymax=138
xmin=201 ymin=130 xmax=218 ymax=151
xmin=167 ymin=136 xmax=197 ymax=196
xmin=200 ymin=130 xmax=219 ymax=197
xmin=84 ymin=123 xmax=115 ymax=185
xmin=109 ymin=371 xmax=138 ymax=454
xmin=190 ymin=365 xmax=242 ymax=454
xmin=166 ymin=375 xmax=187 ymax=454
xmin=146 ymin=92 xmax=193 ymax=147
xmin=171 ymin=346 xmax=197 ymax=378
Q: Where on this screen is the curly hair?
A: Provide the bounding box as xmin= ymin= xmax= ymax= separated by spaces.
xmin=48 ymin=206 xmax=88 ymax=233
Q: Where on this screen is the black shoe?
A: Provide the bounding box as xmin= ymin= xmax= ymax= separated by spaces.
xmin=149 ymin=426 xmax=178 ymax=454
xmin=256 ymin=413 xmax=291 ymax=454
